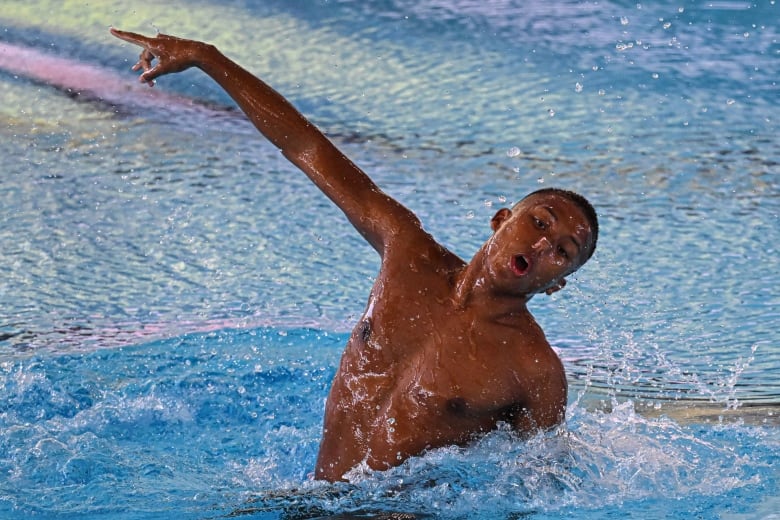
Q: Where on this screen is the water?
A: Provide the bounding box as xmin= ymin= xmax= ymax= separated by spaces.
xmin=0 ymin=0 xmax=778 ymax=518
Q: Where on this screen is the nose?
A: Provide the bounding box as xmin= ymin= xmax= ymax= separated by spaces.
xmin=532 ymin=236 xmax=552 ymax=252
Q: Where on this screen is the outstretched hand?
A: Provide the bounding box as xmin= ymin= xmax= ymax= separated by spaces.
xmin=110 ymin=28 xmax=204 ymax=86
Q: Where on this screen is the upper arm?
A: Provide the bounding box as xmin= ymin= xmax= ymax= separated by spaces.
xmin=284 ymin=137 xmax=426 ymax=255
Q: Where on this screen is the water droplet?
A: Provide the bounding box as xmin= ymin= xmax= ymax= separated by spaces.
xmin=620 ymin=16 xmax=629 ymax=25
xmin=652 ymin=72 xmax=659 ymax=79
xmin=548 ymin=108 xmax=556 ymax=117
xmin=598 ymin=89 xmax=606 ymax=96
xmin=575 ymin=82 xmax=583 ymax=93
xmin=507 ymin=146 xmax=521 ymax=157
xmin=726 ymin=98 xmax=736 ymax=106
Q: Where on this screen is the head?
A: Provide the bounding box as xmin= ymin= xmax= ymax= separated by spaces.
xmin=517 ymin=188 xmax=599 ymax=262
xmin=485 ymin=188 xmax=598 ymax=297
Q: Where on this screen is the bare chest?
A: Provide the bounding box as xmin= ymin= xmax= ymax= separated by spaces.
xmin=342 ymin=278 xmax=550 ymax=415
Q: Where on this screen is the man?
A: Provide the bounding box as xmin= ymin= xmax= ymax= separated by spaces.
xmin=110 ymin=28 xmax=599 ymax=482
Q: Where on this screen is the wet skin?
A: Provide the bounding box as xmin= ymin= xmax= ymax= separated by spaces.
xmin=110 ymin=29 xmax=595 ymax=482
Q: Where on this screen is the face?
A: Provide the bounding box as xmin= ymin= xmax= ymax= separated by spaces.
xmin=483 ymin=193 xmax=593 ymax=296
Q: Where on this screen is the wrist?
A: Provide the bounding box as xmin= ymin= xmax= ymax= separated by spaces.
xmin=194 ymin=42 xmax=224 ymax=73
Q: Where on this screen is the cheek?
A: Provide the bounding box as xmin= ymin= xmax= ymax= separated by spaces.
xmin=544 ymin=251 xmax=567 ymax=269
xmin=541 ymin=255 xmax=575 ymax=280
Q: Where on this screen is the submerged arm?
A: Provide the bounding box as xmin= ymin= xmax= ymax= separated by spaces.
xmin=110 ymin=28 xmax=421 ymax=254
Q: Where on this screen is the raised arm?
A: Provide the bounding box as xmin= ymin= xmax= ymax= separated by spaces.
xmin=110 ymin=28 xmax=422 ymax=255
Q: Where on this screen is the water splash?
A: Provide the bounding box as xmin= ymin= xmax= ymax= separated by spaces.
xmin=239 ymin=402 xmax=770 ymax=518
xmin=0 ymin=328 xmax=776 ymax=518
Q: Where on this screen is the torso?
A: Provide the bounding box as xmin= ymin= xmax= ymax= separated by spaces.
xmin=314 ymin=234 xmax=567 ymax=481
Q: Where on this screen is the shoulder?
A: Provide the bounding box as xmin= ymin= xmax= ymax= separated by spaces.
xmin=382 ymin=225 xmax=463 ymax=272
xmin=508 ymin=322 xmax=567 ymax=424
xmin=518 ymin=326 xmax=566 ymax=394
xmin=524 ymin=345 xmax=568 ymax=428
xmin=509 ymin=352 xmax=567 ymax=432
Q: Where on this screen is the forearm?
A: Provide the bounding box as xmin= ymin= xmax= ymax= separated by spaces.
xmin=189 ymin=44 xmax=423 ymax=251
xmin=113 ymin=28 xmax=374 ymax=196
xmin=195 ymin=45 xmax=319 ymax=157
xmin=111 ymin=27 xmax=423 ymax=254
xmin=193 ymin=45 xmax=393 ymax=228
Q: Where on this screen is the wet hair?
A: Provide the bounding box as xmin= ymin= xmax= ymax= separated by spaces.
xmin=519 ymin=188 xmax=599 ymax=261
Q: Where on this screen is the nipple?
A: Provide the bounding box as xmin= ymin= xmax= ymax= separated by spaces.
xmin=446 ymin=397 xmax=467 ymax=415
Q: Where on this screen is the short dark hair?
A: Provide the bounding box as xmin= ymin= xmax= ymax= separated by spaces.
xmin=520 ymin=188 xmax=599 ymax=261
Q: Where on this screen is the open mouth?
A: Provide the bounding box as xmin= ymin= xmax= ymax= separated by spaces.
xmin=511 ymin=254 xmax=530 ymax=276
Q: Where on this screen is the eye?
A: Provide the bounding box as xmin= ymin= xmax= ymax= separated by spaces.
xmin=557 ymin=246 xmax=569 ymax=259
xmin=533 ymin=217 xmax=547 ymax=230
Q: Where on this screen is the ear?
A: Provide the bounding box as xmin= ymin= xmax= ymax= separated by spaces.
xmin=490 ymin=208 xmax=512 ymax=232
xmin=545 ymin=278 xmax=567 ymax=295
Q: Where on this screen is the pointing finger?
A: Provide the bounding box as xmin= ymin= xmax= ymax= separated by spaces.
xmin=109 ymin=27 xmax=153 ymax=47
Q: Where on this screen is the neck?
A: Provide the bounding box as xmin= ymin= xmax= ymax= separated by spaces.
xmin=453 ymin=248 xmax=532 ymax=322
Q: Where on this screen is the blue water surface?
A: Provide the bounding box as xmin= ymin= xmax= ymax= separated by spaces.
xmin=0 ymin=0 xmax=778 ymax=518
xmin=1 ymin=327 xmax=777 ymax=519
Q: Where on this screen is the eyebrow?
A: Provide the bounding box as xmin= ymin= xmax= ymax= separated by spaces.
xmin=543 ymin=206 xmax=582 ymax=256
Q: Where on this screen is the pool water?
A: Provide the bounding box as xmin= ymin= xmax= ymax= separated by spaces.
xmin=0 ymin=0 xmax=778 ymax=518
xmin=1 ymin=327 xmax=777 ymax=519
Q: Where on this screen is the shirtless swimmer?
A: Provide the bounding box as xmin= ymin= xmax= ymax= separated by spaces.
xmin=110 ymin=28 xmax=599 ymax=482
